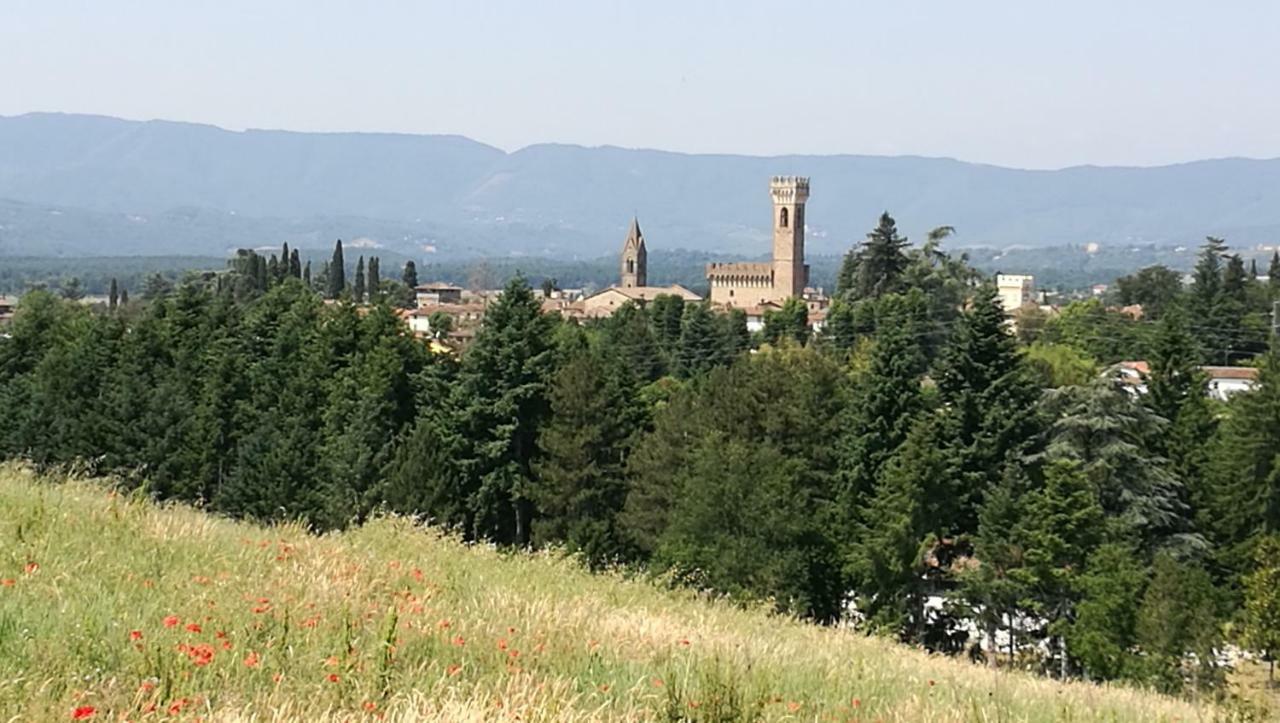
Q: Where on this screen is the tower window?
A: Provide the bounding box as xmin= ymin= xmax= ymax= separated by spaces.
xmin=627 ymin=259 xmax=634 ymax=273
xmin=779 ymin=207 xmax=789 ymax=228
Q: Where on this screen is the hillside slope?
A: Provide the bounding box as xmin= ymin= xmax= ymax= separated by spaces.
xmin=3 ymin=112 xmax=1280 ymax=257
xmin=0 ymin=465 xmax=1212 ymax=721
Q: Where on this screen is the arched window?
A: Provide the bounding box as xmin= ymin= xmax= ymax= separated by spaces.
xmin=779 ymin=207 xmax=789 ymax=228
xmin=626 ymin=259 xmax=634 ymax=273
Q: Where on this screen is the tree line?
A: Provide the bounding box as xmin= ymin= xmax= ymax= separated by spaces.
xmin=2 ymin=219 xmax=1280 ymax=699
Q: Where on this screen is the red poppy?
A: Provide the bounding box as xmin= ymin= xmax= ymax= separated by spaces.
xmin=24 ymin=562 xmax=38 ymax=575
xmin=163 ymin=615 xmax=180 ymax=628
xmin=1 ymin=579 xmax=15 ymax=587
xmin=243 ymin=651 xmax=260 ymax=668
xmin=129 ymin=630 xmax=143 ymax=641
xmin=446 ymin=664 xmax=461 ymax=676
xmin=71 ymin=706 xmax=96 ymax=719
xmin=451 ymin=635 xmax=465 ymax=647
xmin=185 ymin=622 xmax=202 ymax=634
xmin=327 ymin=673 xmax=340 ymax=683
xmin=363 ymin=701 xmax=378 ymax=712
xmin=187 ymin=643 xmax=215 ymax=666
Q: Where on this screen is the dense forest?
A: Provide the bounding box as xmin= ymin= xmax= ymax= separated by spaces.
xmin=2 ymin=219 xmax=1280 ymax=700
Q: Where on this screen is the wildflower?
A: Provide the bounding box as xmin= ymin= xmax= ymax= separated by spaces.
xmin=24 ymin=562 xmax=38 ymax=574
xmin=363 ymin=701 xmax=378 ymax=712
xmin=650 ymin=678 xmax=664 ymax=688
xmin=451 ymin=635 xmax=466 ymax=647
xmin=688 ymin=701 xmax=701 ymax=710
xmin=327 ymin=673 xmax=340 ymax=684
xmin=215 ymin=630 xmax=227 ymax=639
xmin=187 ymin=643 xmax=215 ymax=667
xmin=678 ymin=638 xmax=690 ymax=646
xmin=787 ymin=702 xmax=802 ymax=713
xmin=272 ymin=673 xmax=282 ymax=683
xmin=1 ymin=579 xmax=15 ymax=587
xmin=192 ymin=575 xmax=211 ymax=585
xmin=412 ymin=568 xmax=424 ymax=581
xmin=243 ymin=651 xmax=260 ymax=668
xmin=167 ymin=698 xmax=188 ymax=715
xmin=497 ymin=638 xmax=508 ymax=651
xmin=852 ymin=698 xmax=861 ymax=708
xmin=508 ymin=649 xmax=520 ymax=660
xmin=598 ymin=684 xmax=609 ymax=692
xmin=446 ymin=664 xmax=462 ymax=676
xmin=251 ymin=603 xmax=271 ymax=614
xmin=163 ymin=615 xmax=180 ymax=628
xmin=185 ymin=622 xmax=202 ymax=634
xmin=129 ymin=630 xmax=143 ymax=641
xmin=437 ymin=619 xmax=451 ymax=629
xmin=324 ymin=655 xmax=339 ymax=667
xmin=71 ymin=706 xmax=96 ymax=719
xmin=138 ymin=681 xmax=155 ymax=692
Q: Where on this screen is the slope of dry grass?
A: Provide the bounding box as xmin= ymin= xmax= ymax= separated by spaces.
xmin=0 ymin=464 xmax=1223 ymax=721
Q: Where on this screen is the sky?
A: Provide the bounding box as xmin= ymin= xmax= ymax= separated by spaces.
xmin=4 ymin=0 xmax=1279 ymax=169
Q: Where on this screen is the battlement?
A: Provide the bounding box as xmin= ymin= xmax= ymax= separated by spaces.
xmin=770 ymin=176 xmax=810 ymax=203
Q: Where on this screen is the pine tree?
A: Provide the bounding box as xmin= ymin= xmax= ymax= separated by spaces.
xmin=674 ymin=303 xmax=720 ymax=378
xmin=532 ymin=346 xmax=639 ymax=566
xmin=452 ymin=276 xmax=557 ymax=544
xmin=838 ymin=294 xmax=926 ymax=512
xmin=353 ymin=256 xmax=366 ymax=303
xmin=932 ymin=282 xmax=1041 ymax=533
xmin=853 ymin=212 xmax=910 ymax=300
xmin=649 ymin=294 xmax=686 ymax=358
xmin=402 ymin=260 xmax=419 ymax=289
xmin=367 ymin=256 xmax=381 ymax=302
xmin=1189 ymin=236 xmax=1230 ymax=363
xmin=835 ymin=249 xmax=859 ymax=299
xmin=1136 ymin=554 xmax=1222 ymax=693
xmin=327 ymin=239 xmax=346 ymax=298
xmin=1065 ymin=543 xmax=1147 ymax=682
xmin=603 ymin=302 xmax=664 ymax=382
xmin=958 ymin=464 xmax=1030 ymax=667
xmin=108 ymin=278 xmax=119 ymax=312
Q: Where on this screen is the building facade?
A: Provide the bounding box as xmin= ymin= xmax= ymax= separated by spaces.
xmin=619 ymin=217 xmax=647 ymax=288
xmin=707 ymin=176 xmax=810 ymax=308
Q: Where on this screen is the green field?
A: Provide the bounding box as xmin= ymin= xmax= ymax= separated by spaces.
xmin=0 ymin=464 xmax=1220 ymax=721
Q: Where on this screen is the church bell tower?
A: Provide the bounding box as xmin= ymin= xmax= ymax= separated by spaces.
xmin=770 ymin=176 xmax=809 ymax=299
xmin=620 ymin=216 xmax=647 ymax=288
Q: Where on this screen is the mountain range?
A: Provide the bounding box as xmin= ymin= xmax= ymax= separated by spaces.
xmin=2 ymin=112 xmax=1279 ymax=259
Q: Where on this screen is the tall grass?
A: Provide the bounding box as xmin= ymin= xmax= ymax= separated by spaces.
xmin=0 ymin=464 xmax=1222 ymax=721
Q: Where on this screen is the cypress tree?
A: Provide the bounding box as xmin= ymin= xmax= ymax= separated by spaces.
xmin=108 ymin=278 xmax=119 ymax=311
xmin=119 ymin=287 xmax=128 ymax=306
xmin=353 ymin=256 xmax=366 ymax=303
xmin=1270 ymin=251 xmax=1280 ymax=293
xmin=280 ymin=242 xmax=291 ymax=280
xmin=367 ymin=256 xmax=381 ymax=302
xmin=402 ymin=260 xmax=419 ymax=289
xmin=290 ymin=249 xmax=302 ymax=279
xmin=327 ymin=239 xmax=346 ymax=298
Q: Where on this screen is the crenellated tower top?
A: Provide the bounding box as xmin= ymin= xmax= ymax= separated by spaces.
xmin=769 ymin=176 xmax=810 ymax=205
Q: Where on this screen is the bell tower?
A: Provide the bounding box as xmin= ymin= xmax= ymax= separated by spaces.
xmin=620 ymin=216 xmax=647 ymax=288
xmin=770 ymin=176 xmax=809 ymax=300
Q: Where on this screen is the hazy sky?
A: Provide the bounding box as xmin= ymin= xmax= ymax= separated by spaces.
xmin=5 ymin=0 xmax=1279 ymax=169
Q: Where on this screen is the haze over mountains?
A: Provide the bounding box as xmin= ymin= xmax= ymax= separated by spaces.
xmin=2 ymin=112 xmax=1279 ymax=259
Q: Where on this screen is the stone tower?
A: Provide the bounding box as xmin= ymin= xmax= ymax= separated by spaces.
xmin=770 ymin=176 xmax=809 ymax=299
xmin=620 ymin=216 xmax=647 ymax=288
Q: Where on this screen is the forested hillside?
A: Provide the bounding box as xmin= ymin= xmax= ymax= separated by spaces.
xmin=2 ymin=214 xmax=1280 ymax=708
xmin=4 ymin=112 xmax=1280 ymax=257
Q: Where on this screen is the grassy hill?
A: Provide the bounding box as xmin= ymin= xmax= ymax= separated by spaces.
xmin=0 ymin=465 xmax=1218 ymax=721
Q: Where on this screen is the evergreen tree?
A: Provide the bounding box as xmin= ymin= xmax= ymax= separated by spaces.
xmin=835 ymin=249 xmax=859 ymax=299
xmin=108 ymin=278 xmax=119 ymax=311
xmin=761 ymin=297 xmax=809 ymax=347
xmin=958 ymin=464 xmax=1031 ymax=667
xmin=279 ymin=242 xmax=291 ymax=281
xmin=327 ymin=239 xmax=346 ymax=298
xmin=1136 ymin=554 xmax=1222 ymax=693
xmin=353 ymin=256 xmax=366 ymax=303
xmin=402 ymin=260 xmax=419 ymax=289
xmin=932 ymin=282 xmax=1041 ymax=532
xmin=1189 ymin=236 xmax=1232 ymax=363
xmin=1270 ymin=251 xmax=1280 ymax=294
xmin=367 ymin=256 xmax=381 ymax=302
xmin=303 ymin=260 xmax=311 ymax=286
xmin=452 ymin=276 xmax=557 ymax=544
xmin=853 ymin=212 xmax=910 ymax=300
xmin=649 ymin=294 xmax=686 ymax=358
xmin=603 ymin=302 xmax=664 ymax=382
xmin=119 ymin=287 xmax=128 ymax=306
xmin=289 ymin=249 xmax=302 ymax=279
xmin=267 ymin=255 xmax=280 ymax=285
xmin=674 ymin=303 xmax=720 ymax=378
xmin=1066 ymin=543 xmax=1147 ymax=682
xmin=1205 ymin=351 xmax=1280 ymax=578
xmin=533 ymin=346 xmax=640 ymax=566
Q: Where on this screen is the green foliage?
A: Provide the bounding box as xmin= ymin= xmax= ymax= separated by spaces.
xmin=1115 ymin=265 xmax=1184 ymax=320
xmin=760 ymin=297 xmax=809 ymax=347
xmin=1242 ymin=536 xmax=1280 ymax=685
xmin=1024 ymin=341 xmax=1099 ymax=388
xmin=327 ymin=239 xmax=346 ymax=299
xmin=1135 ymin=554 xmax=1222 ymax=693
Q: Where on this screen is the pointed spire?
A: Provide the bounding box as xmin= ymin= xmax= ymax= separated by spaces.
xmin=626 ymin=216 xmax=644 ymax=247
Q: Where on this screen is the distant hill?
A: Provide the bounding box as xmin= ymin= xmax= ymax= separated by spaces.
xmin=2 ymin=112 xmax=1280 ymax=258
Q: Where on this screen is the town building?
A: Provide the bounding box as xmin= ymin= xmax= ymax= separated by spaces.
xmin=706 ymin=176 xmax=811 ymax=308
xmin=0 ymin=295 xmax=16 ymax=327
xmin=996 ymin=273 xmax=1035 ymax=313
xmin=414 ymin=282 xmax=463 ymax=307
xmin=1111 ymin=360 xmax=1259 ymax=401
xmin=572 ymin=217 xmax=704 ymax=318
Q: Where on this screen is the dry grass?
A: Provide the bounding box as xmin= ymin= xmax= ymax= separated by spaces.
xmin=0 ymin=464 xmax=1228 ymax=721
